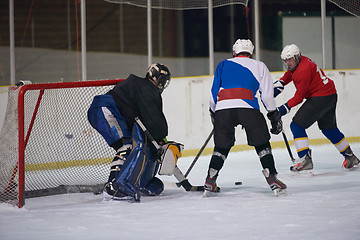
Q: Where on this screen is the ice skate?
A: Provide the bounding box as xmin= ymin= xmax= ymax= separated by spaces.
xmin=342 ymin=148 xmax=360 ymax=170
xmin=290 ymin=149 xmax=314 ymax=174
xmin=203 ymin=169 xmax=220 ymax=197
xmin=102 ymin=181 xmax=131 ymax=201
xmin=262 ymin=168 xmax=287 ymax=197
xmin=203 ymin=180 xmax=220 ymax=197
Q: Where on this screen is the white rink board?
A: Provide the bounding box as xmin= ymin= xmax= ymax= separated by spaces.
xmin=0 ymin=69 xmax=359 ymax=152
xmin=162 ymin=69 xmax=360 ymax=150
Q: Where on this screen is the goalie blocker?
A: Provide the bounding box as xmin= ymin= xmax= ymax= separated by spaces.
xmin=159 ymin=142 xmax=204 ymax=191
xmin=158 ymin=142 xmax=183 ymax=175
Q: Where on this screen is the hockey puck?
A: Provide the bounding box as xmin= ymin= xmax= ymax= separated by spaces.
xmin=235 ymin=181 xmax=242 ymax=185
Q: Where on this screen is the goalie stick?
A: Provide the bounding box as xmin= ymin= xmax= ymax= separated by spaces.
xmin=282 ymin=130 xmax=295 ymax=162
xmin=175 ymin=129 xmax=214 ymax=187
xmin=134 ymin=117 xmax=204 ymax=192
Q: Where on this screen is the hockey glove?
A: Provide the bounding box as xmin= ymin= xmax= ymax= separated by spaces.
xmin=277 ymin=103 xmax=291 ymax=116
xmin=267 ymin=110 xmax=283 ymax=135
xmin=209 ymin=109 xmax=215 ymax=125
xmin=273 ymin=80 xmax=285 ymax=97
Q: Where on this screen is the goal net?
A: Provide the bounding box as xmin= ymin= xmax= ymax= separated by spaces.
xmin=329 ymin=0 xmax=360 ymax=18
xmin=0 ymin=80 xmax=123 ymax=207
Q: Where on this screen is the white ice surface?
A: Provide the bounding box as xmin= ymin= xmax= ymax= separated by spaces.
xmin=1 ymin=143 xmax=360 ymax=240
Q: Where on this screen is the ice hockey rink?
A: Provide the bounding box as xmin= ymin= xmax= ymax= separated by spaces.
xmin=2 ymin=0 xmax=360 ymax=238
xmin=1 ymin=142 xmax=360 ymax=240
xmin=1 ymin=70 xmax=359 ymax=240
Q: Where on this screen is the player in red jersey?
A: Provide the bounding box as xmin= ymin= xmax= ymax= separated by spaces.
xmin=274 ymin=44 xmax=359 ymax=172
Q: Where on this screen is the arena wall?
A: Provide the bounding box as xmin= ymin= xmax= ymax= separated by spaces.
xmin=0 ymin=69 xmax=359 ymax=157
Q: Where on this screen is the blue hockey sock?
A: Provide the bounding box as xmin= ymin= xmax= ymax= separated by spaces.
xmin=290 ymin=121 xmax=309 ymax=158
xmin=321 ymin=128 xmax=349 ymax=156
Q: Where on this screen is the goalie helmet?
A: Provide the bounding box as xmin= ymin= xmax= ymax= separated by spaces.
xmin=281 ymin=44 xmax=301 ymax=71
xmin=146 ymin=63 xmax=171 ymax=93
xmin=232 ymin=39 xmax=254 ymax=56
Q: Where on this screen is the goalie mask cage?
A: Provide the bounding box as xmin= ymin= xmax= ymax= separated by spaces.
xmin=0 ymin=79 xmax=124 ymax=208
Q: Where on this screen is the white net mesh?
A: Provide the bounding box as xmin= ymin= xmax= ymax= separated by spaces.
xmin=23 ymin=87 xmax=114 ymax=189
xmin=329 ymin=0 xmax=360 ymax=18
xmin=0 ymin=87 xmax=20 ymax=205
xmin=0 ymin=81 xmax=123 ymax=207
xmin=105 ymin=0 xmax=248 ymax=10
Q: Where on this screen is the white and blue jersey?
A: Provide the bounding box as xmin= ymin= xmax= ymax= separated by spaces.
xmin=210 ymin=56 xmax=276 ymax=113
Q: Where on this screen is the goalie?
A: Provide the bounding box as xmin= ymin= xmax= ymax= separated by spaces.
xmin=87 ymin=63 xmax=182 ymax=201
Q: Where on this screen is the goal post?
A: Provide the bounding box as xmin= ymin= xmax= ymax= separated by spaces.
xmin=0 ymin=79 xmax=124 ymax=208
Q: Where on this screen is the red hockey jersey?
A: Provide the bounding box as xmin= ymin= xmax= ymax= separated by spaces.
xmin=280 ymin=56 xmax=336 ymax=108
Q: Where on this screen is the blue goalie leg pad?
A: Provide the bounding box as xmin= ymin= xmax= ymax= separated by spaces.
xmin=139 ymin=144 xmax=160 ymax=187
xmin=113 ymin=124 xmax=146 ymax=198
xmin=140 ymin=177 xmax=164 ymax=196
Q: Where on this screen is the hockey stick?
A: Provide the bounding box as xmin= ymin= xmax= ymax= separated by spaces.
xmin=185 ymin=129 xmax=214 ymax=178
xmin=134 ymin=117 xmax=204 ymax=192
xmin=282 ymin=130 xmax=295 ymax=162
xmin=175 ymin=129 xmax=214 ymax=187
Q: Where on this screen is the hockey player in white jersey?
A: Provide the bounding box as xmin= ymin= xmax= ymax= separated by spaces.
xmin=203 ymin=39 xmax=287 ymax=197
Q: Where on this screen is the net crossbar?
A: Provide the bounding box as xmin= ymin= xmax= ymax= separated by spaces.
xmin=0 ymin=79 xmax=124 ymax=207
xmin=105 ymin=0 xmax=248 ymax=10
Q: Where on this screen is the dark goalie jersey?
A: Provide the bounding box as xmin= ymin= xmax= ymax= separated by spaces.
xmin=107 ymin=74 xmax=168 ymax=142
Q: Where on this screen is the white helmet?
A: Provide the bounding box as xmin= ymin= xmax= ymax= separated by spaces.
xmin=281 ymin=44 xmax=301 ymax=60
xmin=233 ymin=39 xmax=254 ymax=55
xmin=281 ymin=44 xmax=301 ymax=71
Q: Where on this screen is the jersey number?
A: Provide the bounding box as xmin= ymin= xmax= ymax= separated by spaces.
xmin=317 ymin=67 xmax=329 ymax=85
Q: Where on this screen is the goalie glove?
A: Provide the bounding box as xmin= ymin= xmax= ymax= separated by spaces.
xmin=158 ymin=142 xmax=184 ymax=175
xmin=274 ymin=80 xmax=285 ymax=97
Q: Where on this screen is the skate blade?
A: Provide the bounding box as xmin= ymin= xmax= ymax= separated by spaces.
xmin=342 ymin=158 xmax=360 ymax=170
xmin=350 ymin=164 xmax=359 ymax=170
xmin=343 ymin=163 xmax=360 ymax=170
xmin=273 ymin=188 xmax=287 ymax=197
xmin=102 ymin=191 xmax=132 ymax=201
xmin=290 ymin=169 xmax=314 ymax=175
xmin=203 ymin=190 xmax=212 ymax=198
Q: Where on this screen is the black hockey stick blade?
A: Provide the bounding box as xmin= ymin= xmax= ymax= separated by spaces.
xmin=179 ymin=179 xmax=204 ymax=191
xmin=175 ymin=129 xmax=214 ymax=188
xmin=179 ymin=179 xmax=221 ymax=192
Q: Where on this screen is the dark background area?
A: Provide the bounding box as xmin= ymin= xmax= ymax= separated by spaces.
xmin=0 ymin=0 xmax=347 ymax=57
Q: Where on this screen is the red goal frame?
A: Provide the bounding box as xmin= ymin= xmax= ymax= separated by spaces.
xmin=15 ymin=79 xmax=123 ymax=208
